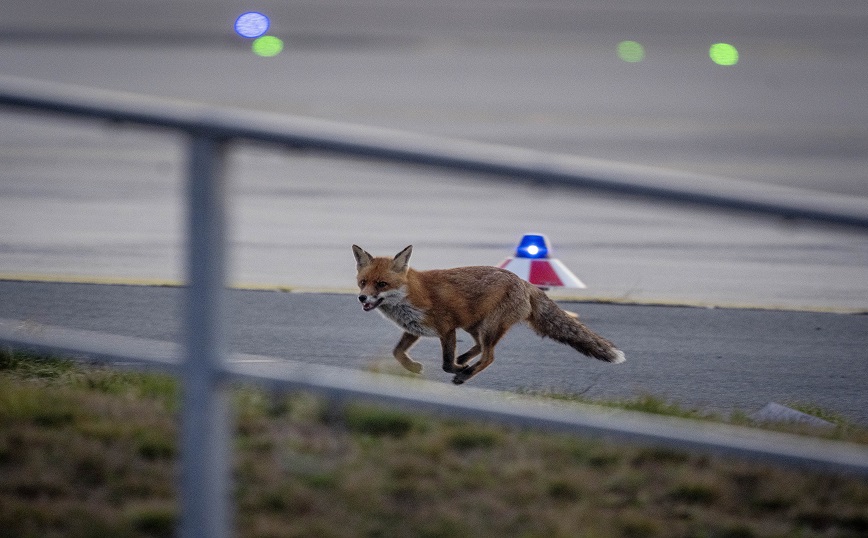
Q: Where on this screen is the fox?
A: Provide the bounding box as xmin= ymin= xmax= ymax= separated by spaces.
xmin=353 ymin=244 xmax=625 ymax=385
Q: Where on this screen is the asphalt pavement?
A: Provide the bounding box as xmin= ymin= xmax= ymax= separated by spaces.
xmin=2 ymin=280 xmax=866 ymax=425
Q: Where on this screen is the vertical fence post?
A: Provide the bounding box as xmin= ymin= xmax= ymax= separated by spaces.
xmin=181 ymin=133 xmax=232 ymax=538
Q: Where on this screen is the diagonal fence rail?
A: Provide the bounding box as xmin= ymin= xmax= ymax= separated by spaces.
xmin=2 ymin=316 xmax=868 ymax=476
xmin=2 ymin=75 xmax=867 ymax=538
xmin=2 ymin=76 xmax=868 ymax=231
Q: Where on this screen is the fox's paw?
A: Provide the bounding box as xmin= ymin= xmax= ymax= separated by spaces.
xmin=402 ymin=361 xmax=423 ymax=374
xmin=451 ymin=367 xmax=474 ymax=385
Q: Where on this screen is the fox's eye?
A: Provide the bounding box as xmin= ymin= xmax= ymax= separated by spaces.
xmin=359 ymin=279 xmax=366 ymax=287
xmin=376 ymin=281 xmax=388 ymax=289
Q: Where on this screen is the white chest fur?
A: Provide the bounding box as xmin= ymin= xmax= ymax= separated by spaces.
xmin=378 ymin=302 xmax=438 ymax=337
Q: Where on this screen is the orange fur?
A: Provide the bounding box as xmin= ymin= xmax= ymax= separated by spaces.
xmin=353 ymin=245 xmax=625 ymax=384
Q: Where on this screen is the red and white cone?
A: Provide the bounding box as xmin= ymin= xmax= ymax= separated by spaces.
xmin=497 ymin=234 xmax=586 ymax=290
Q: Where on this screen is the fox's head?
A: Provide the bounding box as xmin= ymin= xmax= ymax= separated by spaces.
xmin=352 ymin=245 xmax=412 ymax=312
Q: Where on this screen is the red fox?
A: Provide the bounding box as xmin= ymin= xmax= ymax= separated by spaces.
xmin=353 ymin=245 xmax=625 ymax=385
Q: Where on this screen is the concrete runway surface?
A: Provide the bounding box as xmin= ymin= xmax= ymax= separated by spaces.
xmin=1 ymin=281 xmax=866 ymax=424
xmin=1 ymin=0 xmax=867 ymax=309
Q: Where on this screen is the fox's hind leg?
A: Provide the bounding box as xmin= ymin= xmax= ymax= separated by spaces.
xmin=393 ymin=332 xmax=423 ymax=374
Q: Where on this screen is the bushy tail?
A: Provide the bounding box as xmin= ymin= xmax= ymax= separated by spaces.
xmin=527 ymin=288 xmax=625 ymax=364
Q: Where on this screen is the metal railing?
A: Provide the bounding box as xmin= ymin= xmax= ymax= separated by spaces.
xmin=2 ymin=75 xmax=867 ymax=538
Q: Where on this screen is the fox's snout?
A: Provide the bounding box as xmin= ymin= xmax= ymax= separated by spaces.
xmin=358 ymin=294 xmax=383 ymax=312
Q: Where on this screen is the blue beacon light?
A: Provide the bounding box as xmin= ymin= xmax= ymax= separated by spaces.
xmin=515 ymin=234 xmax=551 ymax=259
xmin=234 ymin=12 xmax=270 ymax=39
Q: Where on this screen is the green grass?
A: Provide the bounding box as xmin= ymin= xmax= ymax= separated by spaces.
xmin=2 ymin=350 xmax=868 ymax=538
xmin=520 ymin=389 xmax=868 ymax=442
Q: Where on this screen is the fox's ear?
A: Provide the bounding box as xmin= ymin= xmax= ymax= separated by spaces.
xmin=392 ymin=245 xmax=412 ymax=272
xmin=352 ymin=244 xmax=373 ymax=270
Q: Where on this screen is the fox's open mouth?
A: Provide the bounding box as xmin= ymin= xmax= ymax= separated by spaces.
xmin=362 ymin=298 xmax=383 ymax=312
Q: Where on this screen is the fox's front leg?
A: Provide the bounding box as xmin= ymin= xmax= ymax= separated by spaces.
xmin=452 ymin=325 xmax=508 ymax=385
xmin=393 ymin=332 xmax=423 ymax=374
xmin=455 ymin=333 xmax=481 ymax=367
xmin=439 ymin=331 xmax=463 ymax=373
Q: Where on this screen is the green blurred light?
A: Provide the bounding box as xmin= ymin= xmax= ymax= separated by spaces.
xmin=253 ymin=36 xmax=283 ymax=57
xmin=617 ymin=40 xmax=645 ymax=63
xmin=709 ymin=43 xmax=738 ymax=66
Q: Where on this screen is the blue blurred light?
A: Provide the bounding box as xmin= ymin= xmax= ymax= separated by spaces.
xmin=235 ymin=12 xmax=270 ymax=39
xmin=515 ymin=234 xmax=551 ymax=259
